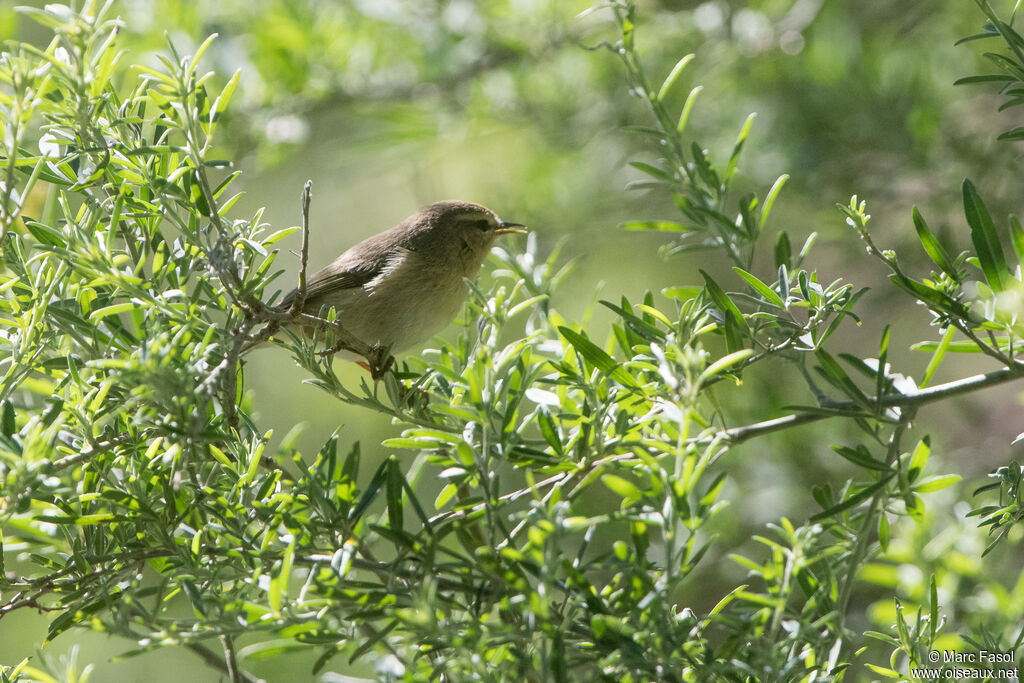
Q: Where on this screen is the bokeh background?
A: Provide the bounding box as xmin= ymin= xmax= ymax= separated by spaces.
xmin=3 ymin=0 xmax=1022 ymax=679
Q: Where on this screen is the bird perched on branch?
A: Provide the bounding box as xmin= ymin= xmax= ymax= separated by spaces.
xmin=268 ymin=200 xmax=526 ymax=375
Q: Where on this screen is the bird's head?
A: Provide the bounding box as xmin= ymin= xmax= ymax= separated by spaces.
xmin=415 ymin=200 xmax=526 ymax=271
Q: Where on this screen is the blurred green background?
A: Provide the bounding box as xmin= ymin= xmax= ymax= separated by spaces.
xmin=3 ymin=0 xmax=1022 ymax=679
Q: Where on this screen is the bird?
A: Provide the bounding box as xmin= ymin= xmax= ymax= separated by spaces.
xmin=266 ymin=200 xmax=526 ymax=372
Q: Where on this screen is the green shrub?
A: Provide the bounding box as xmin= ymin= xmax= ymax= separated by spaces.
xmin=1 ymin=1 xmax=1022 ymax=681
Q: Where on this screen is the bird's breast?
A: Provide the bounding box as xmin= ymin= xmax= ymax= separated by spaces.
xmin=344 ymin=253 xmax=469 ymax=352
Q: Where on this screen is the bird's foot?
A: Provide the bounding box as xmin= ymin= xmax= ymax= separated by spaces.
xmin=350 ymin=344 xmax=394 ymax=380
xmin=366 ymin=344 xmax=395 ymax=380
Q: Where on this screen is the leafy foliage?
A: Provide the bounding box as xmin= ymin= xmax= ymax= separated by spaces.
xmin=1 ymin=1 xmax=1023 ymax=682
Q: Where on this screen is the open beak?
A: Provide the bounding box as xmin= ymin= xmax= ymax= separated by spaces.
xmin=495 ymin=221 xmax=527 ymax=236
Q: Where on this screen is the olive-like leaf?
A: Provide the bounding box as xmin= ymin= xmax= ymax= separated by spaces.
xmin=963 ymin=179 xmax=1010 ymax=292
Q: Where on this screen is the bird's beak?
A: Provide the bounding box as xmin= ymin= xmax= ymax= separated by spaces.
xmin=495 ymin=221 xmax=527 ymax=236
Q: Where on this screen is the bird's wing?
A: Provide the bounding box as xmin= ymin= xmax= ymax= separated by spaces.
xmin=279 ymin=246 xmax=392 ymax=309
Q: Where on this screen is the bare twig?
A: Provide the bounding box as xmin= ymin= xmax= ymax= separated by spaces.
xmin=290 ymin=180 xmax=313 ymax=315
xmin=0 ymin=590 xmax=63 ymax=618
xmin=829 ymin=408 xmax=916 ymax=668
xmin=953 ymin=317 xmax=1015 ymax=366
xmin=50 ymin=434 xmax=136 ymax=473
xmin=427 ymin=473 xmax=570 ymax=528
xmin=719 ymin=365 xmax=1024 ymax=445
xmin=0 ymin=103 xmax=21 ymax=235
xmin=185 ymin=642 xmax=264 ymax=683
xmin=221 ymin=634 xmax=244 ymax=683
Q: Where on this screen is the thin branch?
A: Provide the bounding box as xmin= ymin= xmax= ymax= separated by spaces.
xmin=854 ymin=214 xmax=1015 ymax=367
xmin=829 ymin=408 xmax=915 ymax=671
xmin=429 ymin=471 xmax=570 ymax=527
xmin=0 ymin=589 xmax=63 ymax=618
xmin=953 ymin=317 xmax=1014 ymax=366
xmin=50 ymin=434 xmax=136 ymax=473
xmin=290 ymin=180 xmax=312 ymax=316
xmin=185 ymin=642 xmax=264 ymax=683
xmin=221 ymin=634 xmax=244 ymax=683
xmin=719 ymin=365 xmax=1024 ymax=445
xmin=0 ymin=103 xmax=21 ymax=235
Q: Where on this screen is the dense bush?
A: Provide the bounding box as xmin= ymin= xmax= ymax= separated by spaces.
xmin=1 ymin=1 xmax=1022 ymax=681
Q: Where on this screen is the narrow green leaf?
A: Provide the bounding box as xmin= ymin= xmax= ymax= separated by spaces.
xmin=733 ymin=267 xmax=785 ymax=308
xmin=349 ymin=459 xmax=388 ymax=523
xmin=691 ymin=142 xmax=720 ymax=191
xmin=89 ymin=302 xmax=136 ymax=322
xmin=997 ymin=126 xmax=1024 ymax=141
xmin=558 ymin=327 xmax=638 ymax=387
xmin=620 ymin=220 xmax=688 ymax=232
xmin=816 ymin=349 xmax=872 ymax=411
xmin=737 ymin=193 xmax=758 ymax=239
xmin=775 ymin=232 xmax=792 ymax=270
xmin=876 ymin=325 xmax=890 ymax=406
xmin=708 ymin=584 xmax=748 ymax=616
xmin=912 ymin=206 xmax=958 ymax=278
xmin=888 ymin=273 xmax=977 ymax=322
xmin=602 ymin=474 xmax=642 ymax=502
xmin=559 ymin=327 xmax=615 ymax=373
xmin=72 ymin=514 xmax=116 ymax=525
xmin=213 ymin=68 xmax=241 ymax=117
xmin=908 ymin=436 xmax=931 ymax=480
xmin=628 ymin=161 xmax=674 ymax=182
xmin=537 ymin=409 xmax=562 ymax=454
xmin=269 ymin=538 xmax=295 ymax=614
xmin=700 ymin=349 xmax=753 ymax=384
xmin=963 ymin=179 xmax=1010 ymax=292
xmin=810 ymin=475 xmax=893 ymax=522
xmin=725 ymin=113 xmax=756 ymax=183
xmin=953 ymin=30 xmax=1000 ymax=46
xmin=1 ymin=400 xmax=14 ymax=437
xmin=759 ymin=174 xmax=789 ymax=233
xmin=1009 ymin=215 xmax=1024 ymax=269
xmin=913 ymin=474 xmax=961 ymax=493
xmin=928 ymin=575 xmax=939 ymax=640
xmin=188 ymin=33 xmax=219 ymax=75
xmin=657 ymin=53 xmax=695 ymax=101
xmin=435 ymin=483 xmax=457 ymax=509
xmin=386 ymin=457 xmax=404 ymax=532
xmin=983 ymin=51 xmax=1024 ymax=80
xmin=953 ymin=74 xmax=1015 ymax=84
xmin=701 ymin=271 xmax=747 ymax=353
xmin=23 ymin=220 xmax=66 ymax=248
xmin=997 ymin=96 xmax=1024 ymax=112
xmin=182 ymin=580 xmax=207 ymax=617
xmin=913 ymin=336 xmax=1023 ymax=354
xmin=677 ymin=85 xmax=703 ymax=133
xmin=919 ymin=325 xmax=955 ymax=388
xmin=242 ymin=437 xmax=264 ymax=486
xmin=208 ymin=444 xmax=234 ymax=470
xmin=864 ymin=663 xmax=902 ymax=679
xmin=831 ymin=445 xmax=891 ymax=472
xmin=797 ymin=232 xmax=818 ymax=264
xmin=662 ymin=286 xmax=703 ymax=301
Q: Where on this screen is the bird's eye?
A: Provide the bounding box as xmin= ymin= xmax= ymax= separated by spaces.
xmin=474 ymin=219 xmax=490 ymax=231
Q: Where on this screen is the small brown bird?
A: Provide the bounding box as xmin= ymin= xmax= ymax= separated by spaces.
xmin=276 ymin=200 xmax=525 ymax=364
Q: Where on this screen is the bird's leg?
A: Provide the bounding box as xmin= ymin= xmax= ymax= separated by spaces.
xmin=351 ymin=354 xmax=395 ymax=380
xmin=317 ymin=320 xmax=370 ymax=358
xmin=367 ymin=343 xmax=395 ymax=380
xmin=317 ymin=322 xmax=394 ymax=380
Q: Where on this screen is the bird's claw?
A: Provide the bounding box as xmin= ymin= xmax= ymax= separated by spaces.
xmin=323 ymin=341 xmax=394 ymax=381
xmin=367 ymin=343 xmax=395 ymax=380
